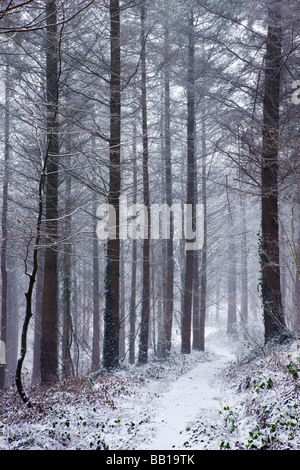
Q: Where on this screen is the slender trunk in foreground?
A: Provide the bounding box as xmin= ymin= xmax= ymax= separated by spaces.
xmin=138 ymin=3 xmax=151 ymax=365
xmin=260 ymin=16 xmax=286 ymax=343
xmin=103 ymin=0 xmax=121 ymax=369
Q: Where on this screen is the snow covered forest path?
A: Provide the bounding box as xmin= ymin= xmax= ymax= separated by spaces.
xmin=3 ymin=338 xmax=300 ymax=450
xmin=0 ymin=339 xmax=241 ymax=451
xmin=141 ymin=346 xmax=234 ymax=450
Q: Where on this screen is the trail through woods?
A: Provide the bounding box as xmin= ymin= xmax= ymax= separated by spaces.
xmin=2 ymin=336 xmax=300 ymax=450
xmin=141 ymin=345 xmax=234 ymax=449
xmin=86 ymin=336 xmax=238 ymax=450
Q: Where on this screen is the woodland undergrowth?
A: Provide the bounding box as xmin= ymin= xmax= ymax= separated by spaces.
xmin=183 ymin=341 xmax=300 ymax=450
xmin=1 ymin=343 xmax=300 ymax=450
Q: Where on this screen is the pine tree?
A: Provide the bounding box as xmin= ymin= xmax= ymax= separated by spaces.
xmin=40 ymin=0 xmax=60 ymax=384
xmin=103 ymin=0 xmax=122 ymax=369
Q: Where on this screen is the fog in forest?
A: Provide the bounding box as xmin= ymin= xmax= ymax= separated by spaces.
xmin=0 ymin=0 xmax=300 ymax=452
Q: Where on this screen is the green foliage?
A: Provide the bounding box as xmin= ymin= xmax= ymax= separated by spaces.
xmin=286 ymin=360 xmax=299 ymax=380
xmin=222 ymin=406 xmax=238 ymax=433
xmin=267 ymin=377 xmax=274 ymax=389
xmin=253 ymin=376 xmax=273 ymax=393
xmin=220 ymin=440 xmax=231 ymax=449
xmin=89 ymin=434 xmax=109 ymax=450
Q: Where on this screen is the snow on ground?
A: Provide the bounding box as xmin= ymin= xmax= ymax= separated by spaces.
xmin=1 ymin=330 xmax=300 ymax=450
xmin=141 ymin=345 xmax=233 ymax=450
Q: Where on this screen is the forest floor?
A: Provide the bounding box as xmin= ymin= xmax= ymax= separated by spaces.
xmin=1 ymin=329 xmax=300 ymax=451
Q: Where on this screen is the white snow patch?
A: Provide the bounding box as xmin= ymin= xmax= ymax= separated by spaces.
xmin=141 ymin=346 xmax=233 ymax=449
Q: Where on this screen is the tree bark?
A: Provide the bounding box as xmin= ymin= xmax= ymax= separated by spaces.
xmin=192 ymin=251 xmax=201 ymax=349
xmin=129 ymin=123 xmax=137 ymax=365
xmin=199 ymin=113 xmax=207 ymax=351
xmin=40 ymin=0 xmax=59 ymax=384
xmin=181 ymin=10 xmax=195 ymax=354
xmin=31 ymin=247 xmax=43 ymax=384
xmin=162 ymin=18 xmax=174 ymax=355
xmin=227 ymin=200 xmax=237 ymax=337
xmin=103 ymin=0 xmax=121 ymax=369
xmin=0 ymin=64 xmax=10 ymax=389
xmin=293 ymin=203 xmax=300 ymax=333
xmin=6 ymin=254 xmax=18 ymax=385
xmin=260 ymin=14 xmax=286 ymax=343
xmin=91 ymin=203 xmax=101 ymax=372
xmin=138 ymin=3 xmax=151 ymax=365
xmin=62 ymin=170 xmax=73 ymax=379
xmin=240 ymin=194 xmax=248 ymax=330
xmin=119 ymin=241 xmax=126 ymax=361
xmin=192 ymin=123 xmax=200 ymax=350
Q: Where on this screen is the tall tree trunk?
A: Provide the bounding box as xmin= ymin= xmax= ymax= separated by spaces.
xmin=72 ymin=260 xmax=80 ymax=376
xmin=103 ymin=0 xmax=121 ymax=369
xmin=240 ymin=194 xmax=248 ymax=330
xmin=150 ymin=250 xmax=156 ymax=355
xmin=40 ymin=0 xmax=59 ymax=384
xmin=192 ymin=251 xmax=201 ymax=349
xmin=181 ymin=11 xmax=195 ymax=354
xmin=192 ymin=129 xmax=200 ymax=350
xmin=227 ymin=183 xmax=237 ymax=337
xmin=138 ymin=3 xmax=151 ymax=365
xmin=0 ymin=64 xmax=10 ymax=389
xmin=129 ymin=240 xmax=137 ymax=364
xmin=199 ymin=112 xmax=207 ymax=351
xmin=6 ymin=254 xmax=18 ymax=385
xmin=162 ymin=18 xmax=174 ymax=355
xmin=227 ymin=227 xmax=237 ymax=336
xmin=156 ymin=94 xmax=166 ymax=358
xmin=91 ymin=203 xmax=101 ymax=372
xmin=62 ymin=170 xmax=73 ymax=379
xmin=260 ymin=10 xmax=286 ymax=343
xmin=129 ymin=124 xmax=137 ymax=365
xmin=31 ymin=247 xmax=44 ymax=384
xmin=119 ymin=241 xmax=126 ymax=360
xmin=293 ymin=203 xmax=300 ymax=333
